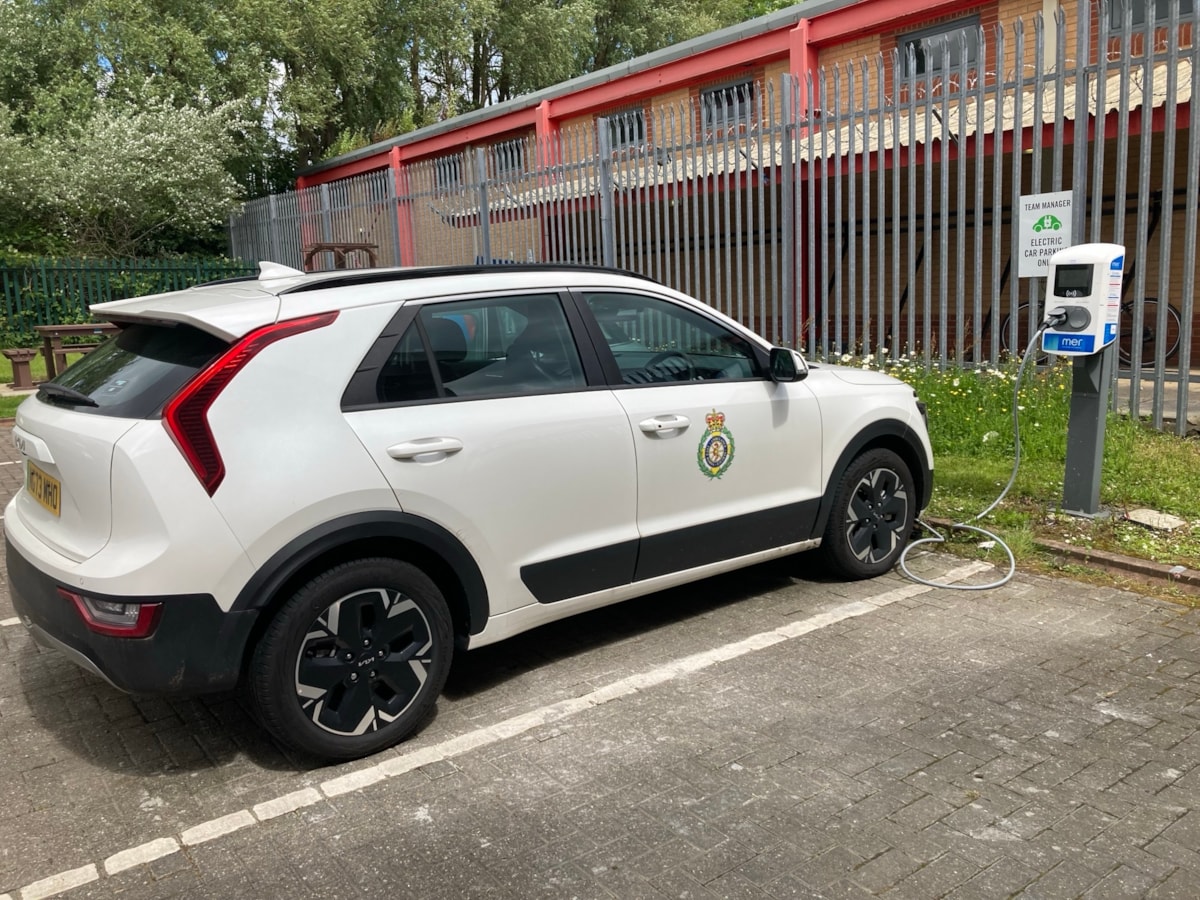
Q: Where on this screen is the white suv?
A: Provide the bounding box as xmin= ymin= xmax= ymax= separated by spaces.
xmin=7 ymin=264 xmax=932 ymax=759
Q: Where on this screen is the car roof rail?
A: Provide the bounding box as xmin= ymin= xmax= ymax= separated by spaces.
xmin=279 ymin=263 xmax=662 ymax=295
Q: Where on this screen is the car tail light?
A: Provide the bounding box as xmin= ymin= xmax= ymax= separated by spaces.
xmin=60 ymin=588 xmax=163 ymax=638
xmin=163 ymin=312 xmax=338 ymax=494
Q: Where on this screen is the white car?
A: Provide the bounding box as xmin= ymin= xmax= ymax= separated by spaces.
xmin=6 ymin=264 xmax=933 ymax=759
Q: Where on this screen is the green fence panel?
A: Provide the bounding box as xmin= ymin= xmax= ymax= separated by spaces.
xmin=0 ymin=257 xmax=257 ymax=346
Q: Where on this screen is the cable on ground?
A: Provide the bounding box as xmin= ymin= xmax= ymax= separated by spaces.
xmin=898 ymin=322 xmax=1054 ymax=591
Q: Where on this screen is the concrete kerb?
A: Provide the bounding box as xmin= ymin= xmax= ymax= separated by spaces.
xmin=1034 ymin=536 xmax=1200 ymax=595
xmin=923 ymin=515 xmax=1200 ymax=598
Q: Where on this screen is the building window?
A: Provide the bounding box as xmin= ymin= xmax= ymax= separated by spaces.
xmin=899 ymin=18 xmax=981 ymax=77
xmin=1109 ymin=0 xmax=1195 ymax=27
xmin=433 ymin=154 xmax=462 ymax=191
xmin=701 ymin=79 xmax=756 ymax=132
xmin=606 ymin=109 xmax=646 ymax=151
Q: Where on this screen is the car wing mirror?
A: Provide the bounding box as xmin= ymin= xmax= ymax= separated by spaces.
xmin=769 ymin=347 xmax=808 ymax=382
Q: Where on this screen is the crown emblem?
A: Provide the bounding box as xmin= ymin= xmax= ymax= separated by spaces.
xmin=697 ymin=409 xmax=735 ymax=479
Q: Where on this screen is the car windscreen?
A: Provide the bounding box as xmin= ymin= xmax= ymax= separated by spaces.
xmin=41 ymin=322 xmax=228 ymax=418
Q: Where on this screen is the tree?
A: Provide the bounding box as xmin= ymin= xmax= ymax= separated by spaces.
xmin=0 ymin=108 xmax=61 ymax=253
xmin=0 ymin=97 xmax=245 ymax=256
xmin=52 ymin=98 xmax=246 ymax=256
xmin=0 ymin=0 xmax=803 ymax=255
xmin=404 ymin=0 xmax=786 ymax=118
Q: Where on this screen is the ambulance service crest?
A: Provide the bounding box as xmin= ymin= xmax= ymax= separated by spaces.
xmin=696 ymin=409 xmax=735 ymax=479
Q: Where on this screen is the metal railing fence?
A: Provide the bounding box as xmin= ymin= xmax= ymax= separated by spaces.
xmin=0 ymin=257 xmax=256 ymax=340
xmin=228 ymin=1 xmax=1198 ymax=433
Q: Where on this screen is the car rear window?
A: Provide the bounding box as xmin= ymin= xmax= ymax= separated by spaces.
xmin=44 ymin=322 xmax=228 ymax=418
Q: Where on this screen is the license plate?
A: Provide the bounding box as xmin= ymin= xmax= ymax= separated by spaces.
xmin=26 ymin=461 xmax=61 ymax=517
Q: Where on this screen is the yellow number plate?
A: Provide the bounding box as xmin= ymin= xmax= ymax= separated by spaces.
xmin=26 ymin=461 xmax=61 ymax=517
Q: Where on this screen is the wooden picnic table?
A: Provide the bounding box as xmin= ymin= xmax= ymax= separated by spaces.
xmin=34 ymin=323 xmax=119 ymax=380
xmin=302 ymin=242 xmax=379 ymax=271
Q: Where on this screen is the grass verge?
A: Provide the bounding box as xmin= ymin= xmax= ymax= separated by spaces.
xmin=864 ymin=352 xmax=1200 ymax=601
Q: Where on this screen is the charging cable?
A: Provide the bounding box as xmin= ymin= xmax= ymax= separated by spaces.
xmin=898 ymin=316 xmax=1058 ymax=590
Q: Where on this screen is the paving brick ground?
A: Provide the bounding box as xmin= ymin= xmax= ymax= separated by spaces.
xmin=2 ymin=419 xmax=1200 ymax=898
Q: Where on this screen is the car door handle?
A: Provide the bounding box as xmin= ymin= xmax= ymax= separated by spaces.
xmin=638 ymin=414 xmax=690 ymax=434
xmin=387 ymin=437 xmax=464 ymax=460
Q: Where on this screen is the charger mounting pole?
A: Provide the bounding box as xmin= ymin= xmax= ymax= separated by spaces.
xmin=1062 ymin=345 xmax=1115 ymax=517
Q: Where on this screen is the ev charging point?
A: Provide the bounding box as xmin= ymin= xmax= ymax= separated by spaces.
xmin=1043 ymin=243 xmax=1125 ymax=518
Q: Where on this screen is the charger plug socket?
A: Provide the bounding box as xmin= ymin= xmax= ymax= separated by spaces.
xmin=1044 ymin=306 xmax=1069 ymax=326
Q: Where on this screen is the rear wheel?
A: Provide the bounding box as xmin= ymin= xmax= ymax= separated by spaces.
xmin=820 ymin=449 xmax=916 ymax=580
xmin=249 ymin=558 xmax=452 ymax=760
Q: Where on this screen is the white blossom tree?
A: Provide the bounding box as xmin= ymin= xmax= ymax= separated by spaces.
xmin=51 ymin=98 xmax=246 ymax=257
xmin=1 ymin=97 xmax=246 ymax=257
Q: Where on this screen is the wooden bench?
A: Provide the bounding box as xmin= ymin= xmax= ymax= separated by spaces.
xmin=34 ymin=323 xmax=119 ymax=380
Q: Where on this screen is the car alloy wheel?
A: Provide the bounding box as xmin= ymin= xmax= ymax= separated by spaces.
xmin=294 ymin=587 xmax=434 ymax=736
xmin=250 ymin=558 xmax=452 ymax=760
xmin=820 ymin=449 xmax=915 ymax=579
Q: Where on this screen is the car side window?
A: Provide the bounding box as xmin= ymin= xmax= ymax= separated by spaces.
xmin=375 ymin=294 xmax=586 ymax=403
xmin=582 ymin=292 xmax=763 ymax=384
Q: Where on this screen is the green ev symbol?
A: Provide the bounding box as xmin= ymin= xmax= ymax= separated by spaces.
xmin=1032 ymin=214 xmax=1062 ymax=232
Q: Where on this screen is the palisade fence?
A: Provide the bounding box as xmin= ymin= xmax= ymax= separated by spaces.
xmin=0 ymin=258 xmax=256 ymax=340
xmin=229 ymin=2 xmax=1199 ymax=434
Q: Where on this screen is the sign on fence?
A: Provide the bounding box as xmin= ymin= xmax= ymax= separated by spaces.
xmin=1018 ymin=191 xmax=1074 ymax=278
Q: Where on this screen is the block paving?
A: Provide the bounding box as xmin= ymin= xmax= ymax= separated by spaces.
xmin=1 ymin=421 xmax=1199 ymax=897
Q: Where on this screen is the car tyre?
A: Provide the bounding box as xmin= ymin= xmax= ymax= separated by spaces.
xmin=249 ymin=558 xmax=452 ymax=760
xmin=820 ymin=449 xmax=915 ymax=579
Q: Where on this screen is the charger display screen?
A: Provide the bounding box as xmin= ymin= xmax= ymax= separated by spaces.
xmin=1053 ymin=264 xmax=1093 ymax=298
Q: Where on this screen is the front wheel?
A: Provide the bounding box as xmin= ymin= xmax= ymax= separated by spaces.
xmin=249 ymin=558 xmax=453 ymax=760
xmin=820 ymin=449 xmax=916 ymax=579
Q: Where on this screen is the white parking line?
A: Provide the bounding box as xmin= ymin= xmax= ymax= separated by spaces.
xmin=1 ymin=618 xmax=20 ymax=628
xmin=4 ymin=560 xmax=992 ymax=898
xmin=17 ymin=865 xmax=98 ymax=900
xmin=103 ymin=838 xmax=180 ymax=876
xmin=180 ymin=810 xmax=257 ymax=847
xmin=0 ymin=460 xmax=20 ymax=466
xmin=252 ymin=788 xmax=323 ymax=822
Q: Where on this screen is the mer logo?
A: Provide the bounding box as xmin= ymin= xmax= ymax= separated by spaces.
xmin=1045 ymin=332 xmax=1096 ymax=354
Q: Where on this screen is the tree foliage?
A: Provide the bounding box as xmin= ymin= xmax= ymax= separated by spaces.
xmin=0 ymin=0 xmax=797 ymax=255
xmin=1 ymin=98 xmax=243 ymax=257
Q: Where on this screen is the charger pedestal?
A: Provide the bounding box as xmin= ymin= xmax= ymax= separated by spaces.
xmin=1061 ymin=344 xmax=1115 ymax=518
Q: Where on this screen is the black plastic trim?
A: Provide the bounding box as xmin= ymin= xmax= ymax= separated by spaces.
xmin=341 ymin=304 xmax=420 ymax=409
xmin=195 ymin=274 xmax=260 ymax=288
xmin=229 ymin=510 xmax=489 ymax=635
xmin=6 ymin=537 xmax=255 ymax=694
xmin=522 ymin=540 xmax=639 ymax=603
xmin=635 ymin=499 xmax=820 ymax=581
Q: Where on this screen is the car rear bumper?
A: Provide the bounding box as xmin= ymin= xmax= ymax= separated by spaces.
xmin=7 ymin=536 xmax=258 ymax=695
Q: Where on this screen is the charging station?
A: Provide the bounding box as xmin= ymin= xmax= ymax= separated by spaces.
xmin=1043 ymin=243 xmax=1125 ymax=517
